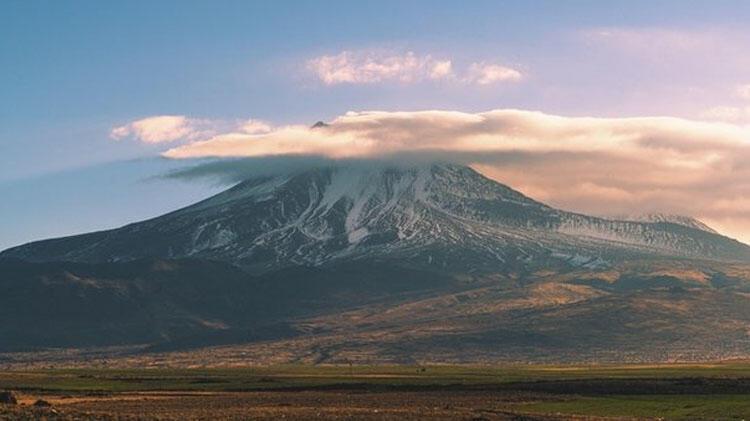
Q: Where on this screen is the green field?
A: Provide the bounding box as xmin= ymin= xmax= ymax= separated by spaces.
xmin=2 ymin=363 xmax=750 ymax=419
xmin=518 ymin=394 xmax=750 ymax=419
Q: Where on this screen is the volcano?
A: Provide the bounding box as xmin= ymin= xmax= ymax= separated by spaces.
xmin=3 ymin=163 xmax=750 ymax=364
xmin=4 ymin=163 xmax=749 ymax=271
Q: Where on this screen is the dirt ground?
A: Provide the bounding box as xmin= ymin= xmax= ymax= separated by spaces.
xmin=0 ymin=390 xmax=622 ymax=421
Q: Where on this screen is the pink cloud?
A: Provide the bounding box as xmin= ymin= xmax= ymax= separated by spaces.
xmin=111 ymin=115 xmax=200 ymax=143
xmin=465 ymin=63 xmax=522 ymax=84
xmin=306 ymin=51 xmax=455 ymax=85
xmin=306 ymin=50 xmax=521 ymax=86
xmin=160 ymin=108 xmax=750 ymax=243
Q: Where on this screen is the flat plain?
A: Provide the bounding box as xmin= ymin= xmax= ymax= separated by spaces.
xmin=2 ymin=363 xmax=750 ymax=420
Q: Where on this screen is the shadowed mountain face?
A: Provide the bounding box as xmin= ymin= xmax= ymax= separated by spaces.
xmin=3 ymin=163 xmax=750 ymax=363
xmin=3 ymin=164 xmax=750 ymax=272
xmin=0 ymin=258 xmax=457 ymax=351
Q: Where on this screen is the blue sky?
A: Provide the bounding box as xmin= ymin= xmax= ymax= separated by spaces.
xmin=4 ymin=0 xmax=750 ymax=249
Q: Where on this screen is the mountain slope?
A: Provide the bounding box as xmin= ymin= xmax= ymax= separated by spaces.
xmin=3 ymin=163 xmax=749 ymax=272
xmin=0 ymin=257 xmax=457 ymax=351
xmin=4 ymin=256 xmax=750 ymax=363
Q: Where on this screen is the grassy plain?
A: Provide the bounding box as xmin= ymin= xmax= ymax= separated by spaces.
xmin=1 ymin=363 xmax=750 ymax=419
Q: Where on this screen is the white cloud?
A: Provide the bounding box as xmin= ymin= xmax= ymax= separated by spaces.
xmin=465 ymin=63 xmax=523 ymax=84
xmin=111 ymin=115 xmax=200 ymax=144
xmin=111 ymin=116 xmax=272 ymax=144
xmin=306 ymin=50 xmax=521 ymax=86
xmin=163 ymin=109 xmax=750 ymax=160
xmin=161 ymin=108 xmax=750 ymax=242
xmin=109 ymin=125 xmax=131 ymax=140
xmin=429 ymin=60 xmax=453 ymax=80
xmin=239 ymin=119 xmax=272 ymax=134
xmin=306 ymin=51 xmax=454 ymax=85
xmin=164 ymin=109 xmax=750 ymax=161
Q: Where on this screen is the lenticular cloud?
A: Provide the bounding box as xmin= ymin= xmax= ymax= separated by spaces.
xmin=155 ymin=109 xmax=750 ymax=243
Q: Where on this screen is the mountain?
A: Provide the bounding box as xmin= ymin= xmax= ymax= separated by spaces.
xmin=3 ymin=163 xmax=750 ymax=365
xmin=3 ymin=163 xmax=749 ymax=272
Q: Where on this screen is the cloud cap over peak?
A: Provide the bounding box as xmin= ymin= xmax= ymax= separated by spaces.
xmin=162 ymin=109 xmax=750 ymax=159
xmin=158 ymin=108 xmax=750 ymax=244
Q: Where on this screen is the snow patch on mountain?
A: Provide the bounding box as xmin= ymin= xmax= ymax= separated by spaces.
xmin=622 ymin=213 xmax=718 ymax=234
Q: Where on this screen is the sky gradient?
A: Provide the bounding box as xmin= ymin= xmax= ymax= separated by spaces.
xmin=4 ymin=0 xmax=750 ymax=249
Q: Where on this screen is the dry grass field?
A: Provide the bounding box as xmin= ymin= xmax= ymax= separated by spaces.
xmin=2 ymin=363 xmax=750 ymax=420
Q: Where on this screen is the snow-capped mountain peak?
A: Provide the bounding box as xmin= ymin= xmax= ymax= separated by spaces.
xmin=2 ymin=163 xmax=749 ymax=273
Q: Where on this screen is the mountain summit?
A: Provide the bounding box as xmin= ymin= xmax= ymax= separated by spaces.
xmin=3 ymin=163 xmax=748 ymax=272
